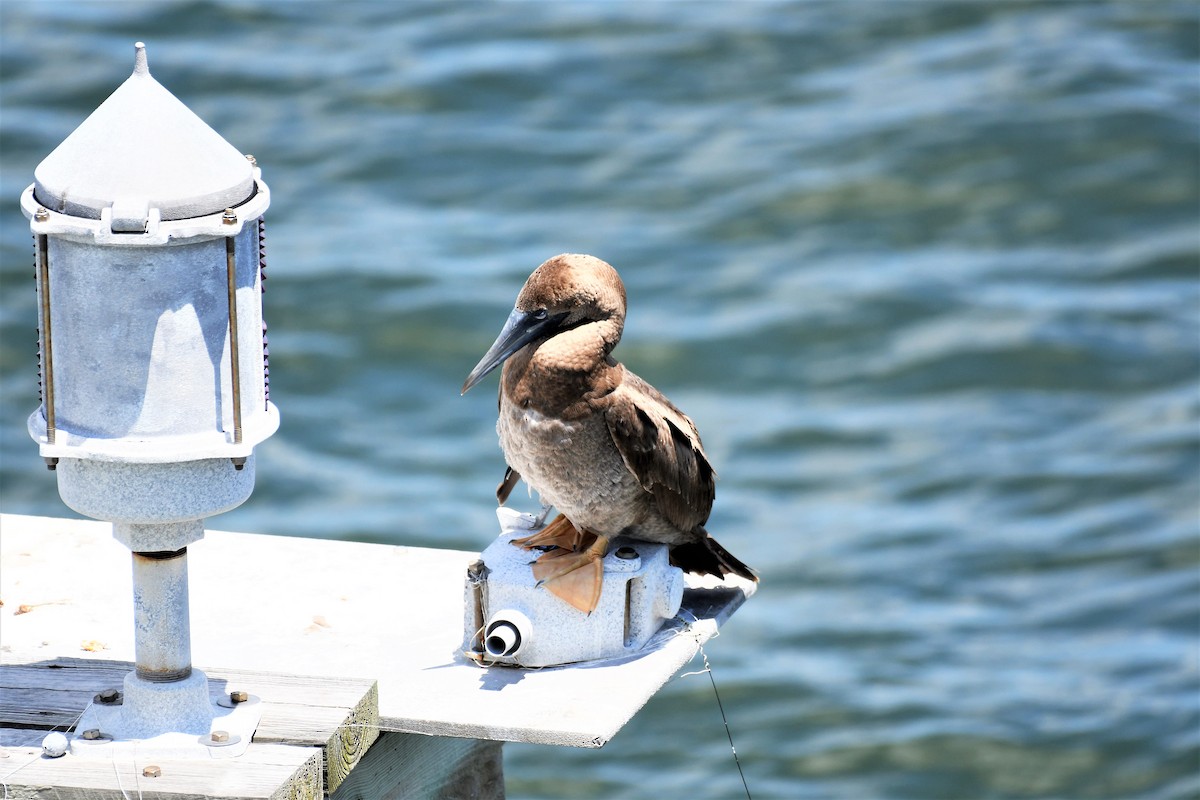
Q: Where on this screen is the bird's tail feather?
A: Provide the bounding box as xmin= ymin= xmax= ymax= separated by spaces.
xmin=670 ymin=530 xmax=758 ymax=583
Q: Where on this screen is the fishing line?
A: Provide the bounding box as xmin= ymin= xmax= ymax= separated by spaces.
xmin=0 ymin=751 xmax=42 ymax=800
xmin=0 ymin=706 xmax=141 ymax=800
xmin=1 ymin=705 xmax=88 ymax=800
xmin=111 ymin=748 xmax=133 ymax=800
xmin=676 ymin=614 xmax=752 ymax=800
xmin=1 ymin=705 xmax=82 ymax=800
xmin=694 ymin=639 xmax=752 ymax=800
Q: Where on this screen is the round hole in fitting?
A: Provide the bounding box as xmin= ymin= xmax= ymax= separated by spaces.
xmin=485 ymin=621 xmax=521 ymax=657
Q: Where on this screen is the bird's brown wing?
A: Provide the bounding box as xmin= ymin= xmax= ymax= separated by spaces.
xmin=598 ymin=366 xmax=715 ymax=532
xmin=494 ymin=379 xmax=523 ymax=505
xmin=496 ymin=465 xmax=521 ymax=505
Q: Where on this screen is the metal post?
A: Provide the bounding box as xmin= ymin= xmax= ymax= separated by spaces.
xmin=131 ymin=548 xmax=193 ymax=682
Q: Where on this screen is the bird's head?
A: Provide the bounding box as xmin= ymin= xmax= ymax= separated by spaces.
xmin=462 ymin=254 xmax=626 ymax=394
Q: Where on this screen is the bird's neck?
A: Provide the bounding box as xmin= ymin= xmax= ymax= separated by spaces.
xmin=537 ymin=318 xmax=620 ymax=371
xmin=502 ymin=319 xmax=622 ymax=416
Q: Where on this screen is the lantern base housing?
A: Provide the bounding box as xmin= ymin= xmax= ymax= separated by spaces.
xmin=53 ymin=456 xmax=256 ymax=524
xmin=69 ymin=670 xmax=263 ymax=759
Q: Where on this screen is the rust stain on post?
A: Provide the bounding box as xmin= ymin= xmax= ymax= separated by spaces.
xmin=225 ymin=232 xmax=243 ymax=445
xmin=36 ymin=234 xmax=56 ymax=444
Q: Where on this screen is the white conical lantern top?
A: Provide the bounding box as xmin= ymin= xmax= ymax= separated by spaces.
xmin=33 ymin=42 xmax=255 ymax=222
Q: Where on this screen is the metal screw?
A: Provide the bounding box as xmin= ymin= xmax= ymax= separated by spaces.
xmin=34 ymin=206 xmax=49 ymax=222
xmin=210 ymin=730 xmax=230 ymax=743
xmin=81 ymin=729 xmax=102 ymax=740
xmin=244 ymin=154 xmax=257 ymax=165
xmin=615 ymin=546 xmax=639 ymax=560
xmin=143 ymin=765 xmax=161 ymax=778
xmin=96 ymin=688 xmax=120 ymax=704
xmin=231 ymin=456 xmax=247 ymax=471
xmin=222 ymin=208 xmax=238 ymax=225
xmin=230 ymin=690 xmax=249 ymax=704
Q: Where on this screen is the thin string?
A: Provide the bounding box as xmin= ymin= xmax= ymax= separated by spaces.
xmin=1 ymin=705 xmax=87 ymax=799
xmin=111 ymin=750 xmax=130 ymax=800
xmin=126 ymin=738 xmax=142 ymax=800
xmin=1 ymin=750 xmax=43 ymax=800
xmin=677 ymin=611 xmax=752 ymax=800
xmin=695 ymin=639 xmax=752 ymax=800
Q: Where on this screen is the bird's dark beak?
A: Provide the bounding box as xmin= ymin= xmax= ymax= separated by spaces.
xmin=461 ymin=307 xmax=568 ymax=394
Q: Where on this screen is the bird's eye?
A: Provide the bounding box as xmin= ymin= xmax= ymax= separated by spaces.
xmin=532 ymin=308 xmax=548 ymax=320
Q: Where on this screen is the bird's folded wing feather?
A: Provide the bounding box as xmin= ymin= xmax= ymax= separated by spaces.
xmin=598 ymin=367 xmax=715 ymax=531
xmin=496 ymin=465 xmax=521 ymax=505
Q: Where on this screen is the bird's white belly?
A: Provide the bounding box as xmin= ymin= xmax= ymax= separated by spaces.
xmin=496 ymin=403 xmax=638 ymax=534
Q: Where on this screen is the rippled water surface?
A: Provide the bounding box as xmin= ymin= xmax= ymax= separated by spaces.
xmin=1 ymin=3 xmax=1197 ymax=798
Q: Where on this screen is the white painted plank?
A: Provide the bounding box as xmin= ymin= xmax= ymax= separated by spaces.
xmin=1 ymin=513 xmax=754 ymax=748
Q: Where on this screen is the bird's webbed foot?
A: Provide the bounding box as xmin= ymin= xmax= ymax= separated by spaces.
xmin=530 ymin=532 xmax=610 ymax=614
xmin=510 ymin=513 xmax=586 ymax=551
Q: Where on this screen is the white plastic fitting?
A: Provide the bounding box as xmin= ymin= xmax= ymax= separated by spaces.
xmin=464 ymin=508 xmax=686 ymax=668
xmin=483 ymin=610 xmax=532 ymax=658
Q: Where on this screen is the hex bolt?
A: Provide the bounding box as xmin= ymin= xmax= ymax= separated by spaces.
xmin=143 ymin=765 xmax=161 ymax=778
xmin=34 ymin=206 xmax=49 ymax=222
xmin=210 ymin=730 xmax=230 ymax=743
xmin=96 ymin=688 xmax=120 ymax=704
xmin=81 ymin=728 xmax=102 ymax=740
xmin=615 ymin=546 xmax=639 ymax=560
xmin=222 ymin=208 xmax=238 ymax=225
xmin=230 ymin=690 xmax=249 ymax=704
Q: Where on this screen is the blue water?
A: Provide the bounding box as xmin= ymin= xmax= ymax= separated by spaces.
xmin=1 ymin=3 xmax=1197 ymax=798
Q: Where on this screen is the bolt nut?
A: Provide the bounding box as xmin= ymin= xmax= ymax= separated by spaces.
xmin=210 ymin=730 xmax=230 ymax=743
xmin=615 ymin=546 xmax=639 ymax=560
xmin=34 ymin=206 xmax=49 ymax=222
xmin=81 ymin=728 xmax=102 ymax=740
xmin=230 ymin=690 xmax=249 ymax=703
xmin=244 ymin=154 xmax=257 ymax=165
xmin=142 ymin=765 xmax=161 ymax=778
xmin=221 ymin=208 xmax=238 ymax=225
xmin=96 ymin=688 xmax=120 ymax=704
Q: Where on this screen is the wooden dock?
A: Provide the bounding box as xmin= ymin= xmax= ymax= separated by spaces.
xmin=0 ymin=513 xmax=754 ymax=797
xmin=0 ymin=659 xmax=374 ymax=798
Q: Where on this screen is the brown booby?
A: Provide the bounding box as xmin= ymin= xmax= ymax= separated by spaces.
xmin=462 ymin=254 xmax=757 ymax=613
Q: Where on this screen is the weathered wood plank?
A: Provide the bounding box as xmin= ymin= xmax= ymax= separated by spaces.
xmin=0 ymin=657 xmax=377 ymax=797
xmin=329 ymin=732 xmax=503 ymax=800
xmin=247 ymin=679 xmax=379 ymax=793
xmin=0 ymin=729 xmax=50 ymax=747
xmin=0 ymin=741 xmax=322 ymax=800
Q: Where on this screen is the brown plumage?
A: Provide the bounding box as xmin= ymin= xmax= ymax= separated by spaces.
xmin=462 ymin=254 xmax=757 ymax=612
